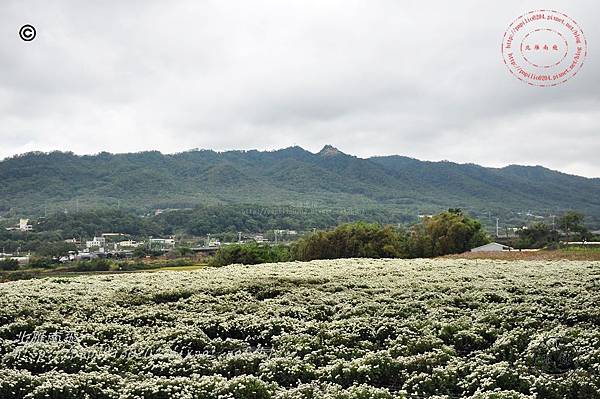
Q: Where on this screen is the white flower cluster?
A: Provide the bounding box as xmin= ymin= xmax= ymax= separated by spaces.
xmin=0 ymin=258 xmax=599 ymax=398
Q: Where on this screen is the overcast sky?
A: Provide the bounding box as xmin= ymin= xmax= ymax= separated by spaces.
xmin=1 ymin=1 xmax=598 ymax=177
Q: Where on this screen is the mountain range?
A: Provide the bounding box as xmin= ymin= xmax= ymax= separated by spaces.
xmin=1 ymin=145 xmax=599 ymax=226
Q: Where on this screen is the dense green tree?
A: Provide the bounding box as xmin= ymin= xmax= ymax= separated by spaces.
xmin=173 ymin=246 xmax=194 ymax=257
xmin=406 ymin=209 xmax=489 ymax=257
xmin=36 ymin=209 xmax=163 ymax=238
xmin=0 ymin=258 xmax=19 ymax=271
xmin=72 ymin=259 xmax=112 ymax=271
xmin=515 ymin=222 xmax=557 ymax=249
xmin=558 ymin=211 xmax=590 ymax=241
xmin=209 ymin=243 xmax=291 ymax=266
xmin=28 ymin=257 xmax=54 ymax=269
xmin=36 ymin=242 xmax=77 ymax=258
xmin=2 ymin=148 xmax=599 ymax=228
xmin=211 ymin=211 xmax=490 ymax=266
xmin=133 ymin=247 xmax=164 ymax=258
xmin=292 ymin=222 xmax=406 ymax=261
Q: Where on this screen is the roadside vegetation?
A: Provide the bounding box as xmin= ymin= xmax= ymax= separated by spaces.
xmin=448 ymin=246 xmax=600 ymax=261
xmin=507 ymin=211 xmax=593 ymax=249
xmin=208 ymin=243 xmax=291 ymax=267
xmin=2 ymin=209 xmax=599 ymax=280
xmin=210 ymin=209 xmax=489 ymax=266
xmin=0 ymin=257 xmax=202 ymax=283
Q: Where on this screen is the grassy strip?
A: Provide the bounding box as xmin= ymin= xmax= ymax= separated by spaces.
xmin=445 ymin=248 xmax=600 ymax=261
xmin=0 ymin=259 xmax=205 ymax=283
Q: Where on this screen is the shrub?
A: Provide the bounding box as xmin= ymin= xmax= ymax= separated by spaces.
xmin=72 ymin=259 xmax=112 ymax=272
xmin=209 ymin=243 xmax=291 ymax=267
xmin=0 ymin=258 xmax=19 ymax=271
xmin=28 ymin=257 xmax=54 ymax=269
xmin=292 ymin=222 xmax=405 ymax=261
xmin=405 ymin=209 xmax=489 ymax=257
xmin=133 ymin=247 xmax=164 ymax=258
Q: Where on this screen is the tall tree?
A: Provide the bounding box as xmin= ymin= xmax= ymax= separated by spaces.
xmin=558 ymin=211 xmax=589 ymax=241
xmin=408 ymin=209 xmax=489 ymax=257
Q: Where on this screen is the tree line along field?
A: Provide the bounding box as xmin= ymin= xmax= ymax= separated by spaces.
xmin=1 ymin=259 xmax=600 ymax=398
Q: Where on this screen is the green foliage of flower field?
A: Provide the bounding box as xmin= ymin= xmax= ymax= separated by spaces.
xmin=1 ymin=259 xmax=600 ymax=398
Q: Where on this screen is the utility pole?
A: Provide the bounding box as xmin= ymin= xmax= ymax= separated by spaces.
xmin=496 ymin=218 xmax=500 ymax=238
xmin=274 ymin=230 xmax=278 ymax=245
xmin=238 ymin=232 xmax=242 ymax=243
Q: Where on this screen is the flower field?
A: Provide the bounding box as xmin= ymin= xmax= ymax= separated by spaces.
xmin=1 ymin=258 xmax=600 ymax=399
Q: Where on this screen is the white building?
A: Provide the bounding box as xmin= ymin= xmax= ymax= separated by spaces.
xmin=102 ymin=233 xmax=126 ymax=238
xmin=118 ymin=240 xmax=142 ymax=248
xmin=564 ymin=241 xmax=600 ymax=246
xmin=207 ymin=238 xmax=221 ymax=247
xmin=19 ymin=219 xmax=33 ymax=231
xmin=149 ymin=238 xmax=175 ymax=248
xmin=86 ymin=236 xmax=106 ymax=249
xmin=274 ymin=229 xmax=298 ymax=235
xmin=253 ymin=234 xmax=266 ymax=243
xmin=471 ymin=242 xmax=514 ymax=252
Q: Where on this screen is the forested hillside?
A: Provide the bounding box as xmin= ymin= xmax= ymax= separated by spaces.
xmin=1 ymin=145 xmax=599 ymax=226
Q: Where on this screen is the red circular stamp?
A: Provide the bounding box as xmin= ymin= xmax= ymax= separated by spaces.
xmin=501 ymin=10 xmax=587 ymax=87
